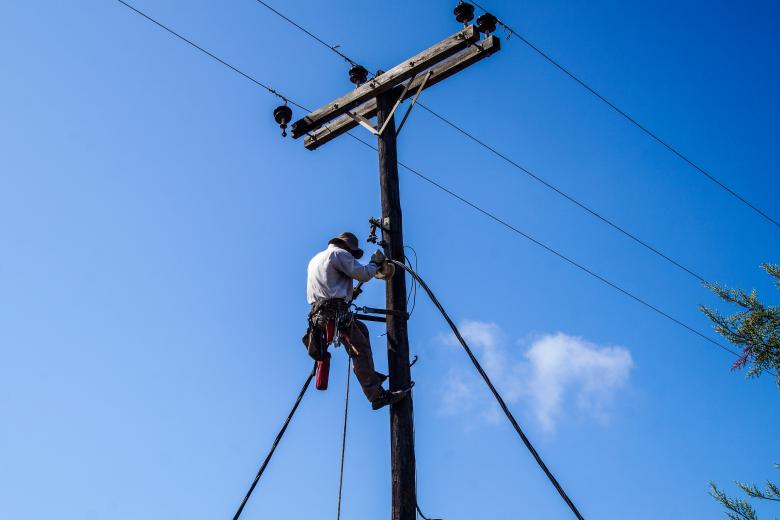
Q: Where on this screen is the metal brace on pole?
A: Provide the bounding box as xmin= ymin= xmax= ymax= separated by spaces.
xmin=396 ymin=71 xmax=433 ymax=136
xmin=345 ymin=72 xmax=419 ymax=136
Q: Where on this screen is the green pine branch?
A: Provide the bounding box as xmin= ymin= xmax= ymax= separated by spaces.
xmin=700 ymin=263 xmax=780 ymax=385
xmin=711 ymin=466 xmax=780 ymax=519
xmin=710 ymin=482 xmax=759 ymax=520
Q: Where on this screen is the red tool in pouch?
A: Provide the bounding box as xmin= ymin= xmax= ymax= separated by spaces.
xmin=315 ymin=352 xmax=331 ymax=390
xmin=315 ymin=320 xmax=351 ymax=391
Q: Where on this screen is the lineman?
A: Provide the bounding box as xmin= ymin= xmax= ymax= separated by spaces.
xmin=304 ymin=232 xmax=408 ymax=410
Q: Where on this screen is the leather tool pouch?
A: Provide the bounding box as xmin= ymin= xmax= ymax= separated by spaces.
xmin=302 ymin=320 xmax=325 ymax=361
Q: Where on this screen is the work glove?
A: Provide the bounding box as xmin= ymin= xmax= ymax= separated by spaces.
xmin=370 ymin=250 xmax=386 ymax=266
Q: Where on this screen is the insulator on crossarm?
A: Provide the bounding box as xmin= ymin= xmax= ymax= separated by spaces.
xmin=453 ymin=2 xmax=475 ymax=25
xmin=349 ymin=65 xmax=369 ymax=86
xmin=476 ymin=12 xmax=498 ymax=34
xmin=273 ymin=104 xmax=293 ymax=137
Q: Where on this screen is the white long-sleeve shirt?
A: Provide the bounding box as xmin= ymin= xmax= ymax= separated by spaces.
xmin=306 ymin=244 xmax=378 ymax=304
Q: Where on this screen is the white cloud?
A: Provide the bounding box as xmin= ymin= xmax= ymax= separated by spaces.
xmin=438 ymin=322 xmax=634 ymax=433
xmin=524 ymin=332 xmax=633 ymax=431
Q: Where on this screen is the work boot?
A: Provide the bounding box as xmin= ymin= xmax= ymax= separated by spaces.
xmin=371 ymin=386 xmax=412 ymax=410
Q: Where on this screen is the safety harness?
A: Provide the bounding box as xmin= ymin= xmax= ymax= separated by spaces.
xmin=303 ymin=298 xmax=358 ymax=390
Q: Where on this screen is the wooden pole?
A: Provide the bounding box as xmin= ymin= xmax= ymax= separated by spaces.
xmin=376 ymin=88 xmax=416 ymax=520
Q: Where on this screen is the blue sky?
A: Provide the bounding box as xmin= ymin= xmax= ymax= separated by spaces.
xmin=2 ymin=0 xmax=779 ymax=518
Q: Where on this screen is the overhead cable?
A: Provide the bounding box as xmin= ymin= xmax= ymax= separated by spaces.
xmin=254 ymin=0 xmax=359 ymax=67
xmin=470 ymin=1 xmax=779 ymax=230
xmin=347 ymin=134 xmax=740 ymax=360
xmin=114 ymin=0 xmax=307 ymax=111
xmin=249 ymin=0 xmax=709 ymax=284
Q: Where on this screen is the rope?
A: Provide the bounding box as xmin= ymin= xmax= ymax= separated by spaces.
xmin=336 ymin=358 xmax=351 ymax=520
xmin=389 ymin=260 xmax=586 ymax=520
xmin=233 ymin=362 xmax=317 ymax=520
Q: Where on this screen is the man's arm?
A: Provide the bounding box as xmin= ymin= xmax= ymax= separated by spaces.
xmin=335 ymin=250 xmax=379 ymax=282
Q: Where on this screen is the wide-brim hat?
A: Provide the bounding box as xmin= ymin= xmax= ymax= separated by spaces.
xmin=328 ymin=231 xmax=364 ymax=259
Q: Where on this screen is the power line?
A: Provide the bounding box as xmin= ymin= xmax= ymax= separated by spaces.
xmin=347 ymin=133 xmax=740 ymax=359
xmin=114 ymin=0 xmax=308 ymax=111
xmin=470 ymin=1 xmax=780 ymax=230
xmin=114 ymin=0 xmax=739 ymax=360
xmin=248 ymin=0 xmax=709 ymax=284
xmin=417 ymin=104 xmax=707 ymax=283
xmin=253 ymin=0 xmax=358 ymax=67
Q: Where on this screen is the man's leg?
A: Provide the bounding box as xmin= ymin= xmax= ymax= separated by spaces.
xmin=345 ymin=320 xmax=384 ymax=403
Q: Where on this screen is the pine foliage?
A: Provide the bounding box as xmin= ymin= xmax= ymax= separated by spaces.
xmin=710 ymin=466 xmax=780 ymax=520
xmin=710 ymin=482 xmax=758 ymax=520
xmin=700 ymin=263 xmax=780 ymax=385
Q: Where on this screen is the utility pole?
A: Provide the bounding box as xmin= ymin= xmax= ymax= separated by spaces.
xmin=376 ymin=90 xmax=416 ymax=519
xmin=289 ymin=23 xmax=500 ymax=520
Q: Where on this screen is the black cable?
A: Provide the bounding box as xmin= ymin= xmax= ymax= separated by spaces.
xmin=346 ymin=133 xmax=741 ymax=359
xmin=233 ymin=363 xmax=317 ymax=520
xmin=389 ymin=260 xmax=586 ymax=520
xmin=405 ymin=252 xmax=419 ymax=317
xmin=246 ymin=0 xmax=709 ymax=284
xmin=470 ymin=1 xmax=779 ymax=230
xmin=114 ymin=0 xmax=309 ymax=111
xmin=416 ymin=503 xmax=441 ymax=520
xmin=412 ymin=416 xmax=442 ymax=520
xmin=336 ymin=358 xmax=351 ymax=520
xmin=253 ymin=0 xmax=358 ymax=67
xmin=417 ymin=104 xmax=707 ymax=283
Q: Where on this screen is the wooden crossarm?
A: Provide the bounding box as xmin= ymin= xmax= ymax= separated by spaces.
xmin=303 ymin=36 xmax=500 ymax=150
xmin=290 ymin=25 xmax=479 ymax=139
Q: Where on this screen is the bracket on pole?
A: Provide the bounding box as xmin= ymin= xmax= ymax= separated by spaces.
xmin=395 ymin=70 xmax=432 ymax=137
xmin=345 ymin=72 xmax=420 ymax=136
xmin=368 ymin=216 xmax=390 ymax=247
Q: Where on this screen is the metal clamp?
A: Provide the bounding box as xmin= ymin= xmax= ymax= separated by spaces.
xmin=368 ymin=217 xmax=390 ymax=247
xmin=357 ymin=306 xmax=410 ymax=320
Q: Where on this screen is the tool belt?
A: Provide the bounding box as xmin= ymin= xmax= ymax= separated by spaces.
xmin=301 ymin=298 xmax=355 ymax=361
